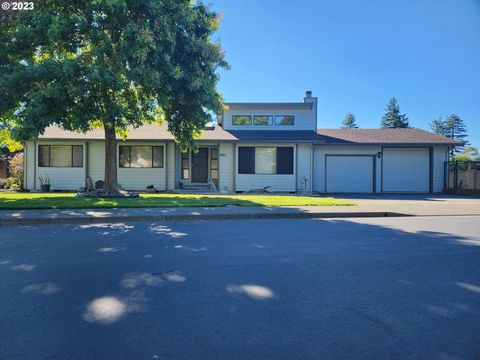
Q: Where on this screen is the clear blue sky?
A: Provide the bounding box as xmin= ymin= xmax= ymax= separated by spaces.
xmin=211 ymin=0 xmax=480 ymax=147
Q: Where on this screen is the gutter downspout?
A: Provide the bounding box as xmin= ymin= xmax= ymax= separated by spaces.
xmin=310 ymin=144 xmax=314 ymax=193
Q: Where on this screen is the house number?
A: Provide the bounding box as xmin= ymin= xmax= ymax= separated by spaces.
xmin=219 ymin=153 xmax=227 ymax=157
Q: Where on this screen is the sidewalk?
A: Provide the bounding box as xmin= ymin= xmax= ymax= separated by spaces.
xmin=0 ymin=196 xmax=479 ymax=226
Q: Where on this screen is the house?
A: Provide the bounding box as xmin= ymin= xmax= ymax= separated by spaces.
xmin=22 ymin=91 xmax=460 ymax=193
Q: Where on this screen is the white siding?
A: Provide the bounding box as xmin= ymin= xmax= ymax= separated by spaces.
xmin=433 ymin=146 xmax=448 ymax=193
xmin=382 ymin=148 xmax=430 ymax=192
xmin=223 ymin=108 xmax=316 ymax=131
xmin=117 ymin=141 xmax=167 ymax=190
xmin=235 ymin=143 xmax=297 ymax=192
xmin=314 ymin=145 xmax=382 ymax=193
xmin=35 ymin=141 xmax=87 ymax=191
xmin=326 ymin=156 xmax=374 ymax=193
xmin=219 ymin=142 xmax=235 ymax=192
xmin=24 ymin=141 xmax=35 ymax=190
xmin=88 ymin=141 xmax=105 ymax=184
xmin=296 ymin=143 xmax=313 ymax=192
xmin=166 ymin=142 xmax=176 ymax=190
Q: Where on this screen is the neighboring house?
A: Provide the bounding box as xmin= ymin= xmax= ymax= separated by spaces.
xmin=23 ymin=91 xmax=460 ymax=193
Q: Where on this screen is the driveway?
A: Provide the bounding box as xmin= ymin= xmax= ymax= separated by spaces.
xmin=1 ymin=216 xmax=480 ymax=359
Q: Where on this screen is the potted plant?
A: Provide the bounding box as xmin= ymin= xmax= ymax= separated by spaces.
xmin=38 ymin=175 xmax=51 ymax=192
xmin=146 ymin=184 xmax=156 ymax=193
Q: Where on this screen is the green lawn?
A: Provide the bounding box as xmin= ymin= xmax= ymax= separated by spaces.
xmin=0 ymin=192 xmax=354 ymax=210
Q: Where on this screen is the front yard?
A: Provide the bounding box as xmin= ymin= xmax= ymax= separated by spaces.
xmin=0 ymin=193 xmax=354 ymax=210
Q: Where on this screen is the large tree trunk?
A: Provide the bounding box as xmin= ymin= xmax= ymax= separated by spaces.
xmin=104 ymin=121 xmax=119 ymax=196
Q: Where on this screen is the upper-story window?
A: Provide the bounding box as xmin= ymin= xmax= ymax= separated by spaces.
xmin=38 ymin=145 xmax=83 ymax=167
xmin=253 ymin=115 xmax=273 ymax=126
xmin=275 ymin=115 xmax=295 ymax=126
xmin=232 ymin=115 xmax=252 ymax=126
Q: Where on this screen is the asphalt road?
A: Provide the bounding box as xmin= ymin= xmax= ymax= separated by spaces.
xmin=1 ymin=216 xmax=479 ymax=360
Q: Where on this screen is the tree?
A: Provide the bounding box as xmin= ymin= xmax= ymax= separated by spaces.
xmin=341 ymin=113 xmax=359 ymax=128
xmin=380 ymin=97 xmax=409 ymax=128
xmin=451 ymin=146 xmax=479 ymax=161
xmin=0 ymin=120 xmax=23 ymax=152
xmin=430 ymin=117 xmax=448 ymax=137
xmin=0 ymin=1 xmax=228 ymax=195
xmin=445 ymin=114 xmax=469 ymax=154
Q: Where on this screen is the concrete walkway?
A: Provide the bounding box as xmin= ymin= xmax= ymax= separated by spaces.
xmin=0 ymin=195 xmax=479 ymax=226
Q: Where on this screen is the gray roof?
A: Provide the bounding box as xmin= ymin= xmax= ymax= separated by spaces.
xmin=37 ymin=124 xmax=460 ymax=145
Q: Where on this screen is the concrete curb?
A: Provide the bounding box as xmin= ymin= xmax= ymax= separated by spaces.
xmin=0 ymin=211 xmax=415 ymax=226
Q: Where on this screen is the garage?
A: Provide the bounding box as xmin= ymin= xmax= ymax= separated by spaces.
xmin=325 ymin=155 xmax=375 ymax=193
xmin=382 ymin=148 xmax=430 ymax=192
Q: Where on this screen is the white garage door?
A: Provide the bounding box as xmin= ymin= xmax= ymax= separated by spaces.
xmin=382 ymin=148 xmax=430 ymax=192
xmin=326 ymin=156 xmax=374 ymax=193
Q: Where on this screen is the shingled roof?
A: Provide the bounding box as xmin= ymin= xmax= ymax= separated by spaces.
xmin=37 ymin=124 xmax=460 ymax=145
xmin=316 ymin=128 xmax=461 ymax=145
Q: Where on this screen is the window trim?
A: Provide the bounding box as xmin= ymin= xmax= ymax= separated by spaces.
xmin=253 ymin=115 xmax=273 ymax=126
xmin=237 ymin=146 xmax=295 ymax=175
xmin=274 ymin=115 xmax=295 ymax=126
xmin=118 ymin=145 xmax=164 ymax=168
xmin=232 ymin=115 xmax=252 ymax=126
xmin=38 ymin=145 xmax=84 ymax=168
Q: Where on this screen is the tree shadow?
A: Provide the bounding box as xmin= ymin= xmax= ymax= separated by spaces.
xmin=0 ymin=217 xmax=479 ymax=359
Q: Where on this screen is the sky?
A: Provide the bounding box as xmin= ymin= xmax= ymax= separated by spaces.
xmin=210 ymin=0 xmax=480 ymax=147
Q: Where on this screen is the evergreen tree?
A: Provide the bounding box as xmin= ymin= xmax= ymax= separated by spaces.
xmin=341 ymin=113 xmax=359 ymax=128
xmin=445 ymin=114 xmax=469 ymax=154
xmin=380 ymin=97 xmax=409 ymax=128
xmin=429 ymin=117 xmax=448 ymax=137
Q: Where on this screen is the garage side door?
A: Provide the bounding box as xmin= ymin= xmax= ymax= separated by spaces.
xmin=382 ymin=148 xmax=430 ymax=192
xmin=326 ymin=156 xmax=374 ymax=193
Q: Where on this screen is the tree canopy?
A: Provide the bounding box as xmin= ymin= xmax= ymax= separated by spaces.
xmin=380 ymin=97 xmax=409 ymax=128
xmin=430 ymin=114 xmax=469 ymax=154
xmin=341 ymin=113 xmax=359 ymax=128
xmin=0 ymin=0 xmax=228 ymax=194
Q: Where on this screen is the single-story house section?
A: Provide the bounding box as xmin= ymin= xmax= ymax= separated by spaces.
xmin=23 ymin=91 xmax=461 ymax=193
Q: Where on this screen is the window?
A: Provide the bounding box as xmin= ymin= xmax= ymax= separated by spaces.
xmin=210 ymin=148 xmax=219 ymax=180
xmin=255 ymin=147 xmax=276 ymax=174
xmin=38 ymin=145 xmax=83 ymax=167
xmin=119 ymin=145 xmax=163 ymax=168
xmin=181 ymin=151 xmax=189 ymax=179
xmin=275 ymin=115 xmax=295 ymax=126
xmin=238 ymin=146 xmax=294 ymax=175
xmin=253 ymin=115 xmax=273 ymax=126
xmin=232 ymin=115 xmax=252 ymax=126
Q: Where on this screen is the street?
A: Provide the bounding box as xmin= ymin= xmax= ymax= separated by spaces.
xmin=1 ymin=216 xmax=479 ymax=359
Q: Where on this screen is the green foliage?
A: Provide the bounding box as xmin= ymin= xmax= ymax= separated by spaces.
xmin=430 ymin=117 xmax=448 ymax=137
xmin=381 ymin=97 xmax=409 ymax=128
xmin=5 ymin=152 xmax=23 ymax=190
xmin=0 ymin=1 xmax=228 ymax=191
xmin=38 ymin=175 xmax=51 ymax=186
xmin=4 ymin=177 xmax=21 ymax=191
xmin=341 ymin=113 xmax=359 ymax=128
xmin=0 ymin=120 xmax=22 ymax=152
xmin=431 ymin=114 xmax=469 ymax=154
xmin=451 ymin=146 xmax=479 ymax=161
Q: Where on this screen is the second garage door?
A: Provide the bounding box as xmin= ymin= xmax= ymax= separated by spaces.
xmin=326 ymin=155 xmax=375 ymax=193
xmin=382 ymin=148 xmax=430 ymax=192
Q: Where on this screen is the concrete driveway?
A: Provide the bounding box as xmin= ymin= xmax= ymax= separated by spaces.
xmin=1 ymin=216 xmax=480 ymax=359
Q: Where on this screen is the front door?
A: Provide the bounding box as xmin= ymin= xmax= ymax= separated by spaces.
xmin=191 ymin=147 xmax=209 ymax=183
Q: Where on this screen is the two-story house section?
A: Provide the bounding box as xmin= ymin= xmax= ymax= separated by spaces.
xmin=23 ymin=91 xmax=460 ymax=193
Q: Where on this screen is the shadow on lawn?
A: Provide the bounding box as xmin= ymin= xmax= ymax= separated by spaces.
xmin=0 ymin=195 xmax=260 ymax=210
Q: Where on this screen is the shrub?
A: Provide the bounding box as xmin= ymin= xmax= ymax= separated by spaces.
xmin=7 ymin=152 xmax=23 ymax=190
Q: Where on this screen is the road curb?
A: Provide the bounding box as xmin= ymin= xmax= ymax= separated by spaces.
xmin=0 ymin=211 xmax=415 ymax=226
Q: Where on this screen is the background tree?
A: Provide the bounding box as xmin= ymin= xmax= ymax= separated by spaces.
xmin=451 ymin=146 xmax=479 ymax=161
xmin=341 ymin=113 xmax=359 ymax=128
xmin=445 ymin=114 xmax=469 ymax=154
xmin=429 ymin=117 xmax=448 ymax=137
xmin=0 ymin=119 xmax=23 ymax=153
xmin=380 ymin=97 xmax=409 ymax=128
xmin=0 ymin=1 xmax=228 ymax=195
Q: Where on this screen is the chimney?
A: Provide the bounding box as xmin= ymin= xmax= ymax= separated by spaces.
xmin=305 ymin=90 xmax=312 ymax=98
